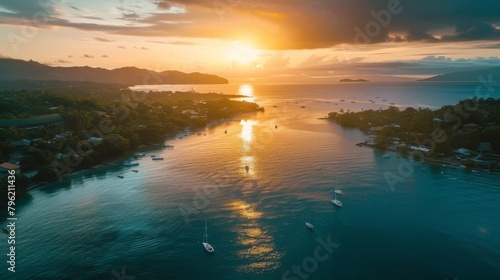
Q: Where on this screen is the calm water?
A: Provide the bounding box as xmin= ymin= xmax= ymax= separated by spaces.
xmin=2 ymin=83 xmax=500 ymax=280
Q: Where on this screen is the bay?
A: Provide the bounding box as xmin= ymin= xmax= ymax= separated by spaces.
xmin=2 ymin=82 xmax=500 ymax=280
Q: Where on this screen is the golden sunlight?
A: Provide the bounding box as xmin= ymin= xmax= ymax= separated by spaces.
xmin=229 ymin=41 xmax=261 ymax=64
xmin=239 ymin=84 xmax=254 ymax=96
xmin=240 ymin=120 xmax=257 ymax=143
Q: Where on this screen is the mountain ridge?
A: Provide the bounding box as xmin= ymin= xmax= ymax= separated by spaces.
xmin=0 ymin=58 xmax=228 ymax=85
xmin=419 ymin=66 xmax=500 ymax=82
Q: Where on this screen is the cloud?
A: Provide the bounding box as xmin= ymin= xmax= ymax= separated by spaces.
xmin=94 ymin=37 xmax=115 ymax=42
xmin=117 ymin=46 xmax=127 ymax=49
xmin=298 ymin=55 xmax=328 ymax=67
xmin=134 ymin=46 xmax=149 ymax=50
xmin=0 ymin=0 xmax=499 ymax=50
xmin=261 ymin=52 xmax=290 ymax=69
xmin=102 ymin=55 xmax=108 ymax=58
xmin=147 ymin=40 xmax=197 ymax=45
xmin=54 ymin=59 xmax=71 ymax=63
xmin=82 ymin=54 xmax=94 ymax=58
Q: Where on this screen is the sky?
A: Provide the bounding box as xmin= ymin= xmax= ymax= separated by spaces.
xmin=0 ymin=0 xmax=500 ymax=83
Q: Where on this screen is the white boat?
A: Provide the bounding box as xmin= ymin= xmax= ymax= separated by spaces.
xmin=202 ymin=220 xmax=214 ymax=253
xmin=123 ymin=161 xmax=139 ymax=167
xmin=382 ymin=154 xmax=391 ymax=159
xmin=305 ymin=222 xmax=314 ymax=231
xmin=334 ymin=177 xmax=343 ymax=195
xmin=331 ymin=184 xmax=343 ymax=207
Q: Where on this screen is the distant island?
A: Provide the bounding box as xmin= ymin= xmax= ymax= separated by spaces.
xmin=419 ymin=66 xmax=500 ymax=82
xmin=339 ymin=79 xmax=369 ymax=82
xmin=0 ymin=58 xmax=228 ymax=85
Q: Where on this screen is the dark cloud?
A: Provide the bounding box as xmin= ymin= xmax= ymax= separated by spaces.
xmin=94 ymin=37 xmax=115 ymax=42
xmin=122 ymin=12 xmax=141 ymax=20
xmin=117 ymin=46 xmax=127 ymax=49
xmin=147 ymin=40 xmax=197 ymax=45
xmin=155 ymin=1 xmax=172 ymax=10
xmin=0 ymin=0 xmax=499 ymax=50
xmin=442 ymin=21 xmax=500 ymax=41
xmin=54 ymin=59 xmax=71 ymax=63
xmin=82 ymin=54 xmax=94 ymax=58
xmin=294 ymin=56 xmax=500 ymax=76
xmin=134 ymin=46 xmax=149 ymax=50
xmin=102 ymin=55 xmax=109 ymax=58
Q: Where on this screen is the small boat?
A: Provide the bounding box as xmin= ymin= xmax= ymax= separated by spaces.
xmin=151 ymin=155 xmax=157 ymax=158
xmin=332 ymin=191 xmax=343 ymax=207
xmin=134 ymin=153 xmax=146 ymax=157
xmin=300 ymin=105 xmax=306 ymax=108
xmin=202 ymin=220 xmax=214 ymax=253
xmin=331 ymin=178 xmax=343 ymax=207
xmin=117 ymin=175 xmax=124 ymax=178
xmin=334 ymin=177 xmax=343 ymax=195
xmin=224 ymin=130 xmax=227 ymax=134
xmin=123 ymin=161 xmax=139 ymax=167
xmin=305 ymin=222 xmax=314 ymax=231
xmin=152 ymin=157 xmax=164 ymax=160
xmin=382 ymin=154 xmax=391 ymax=159
xmin=131 ymin=170 xmax=138 ymax=173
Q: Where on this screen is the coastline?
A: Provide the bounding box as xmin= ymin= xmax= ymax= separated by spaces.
xmin=356 ymin=142 xmax=499 ymax=173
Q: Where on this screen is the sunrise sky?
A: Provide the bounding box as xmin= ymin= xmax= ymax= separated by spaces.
xmin=1 ymin=0 xmax=500 ymax=83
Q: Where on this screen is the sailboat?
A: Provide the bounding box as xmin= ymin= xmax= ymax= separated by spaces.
xmin=202 ymin=220 xmax=214 ymax=253
xmin=334 ymin=177 xmax=343 ymax=195
xmin=331 ymin=177 xmax=343 ymax=207
xmin=332 ymin=191 xmax=343 ymax=207
xmin=305 ymin=222 xmax=314 ymax=231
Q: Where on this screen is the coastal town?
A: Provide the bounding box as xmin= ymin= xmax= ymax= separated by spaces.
xmin=0 ymin=81 xmax=263 ymax=213
xmin=328 ymin=97 xmax=500 ymax=172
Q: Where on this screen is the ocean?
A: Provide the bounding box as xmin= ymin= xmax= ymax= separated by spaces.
xmin=2 ymin=82 xmax=500 ymax=280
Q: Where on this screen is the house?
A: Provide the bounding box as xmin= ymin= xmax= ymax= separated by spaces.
xmin=0 ymin=162 xmax=21 ymax=174
xmin=462 ymin=123 xmax=481 ymax=132
xmin=453 ymin=148 xmax=471 ymax=156
xmin=478 ymin=142 xmax=493 ymax=154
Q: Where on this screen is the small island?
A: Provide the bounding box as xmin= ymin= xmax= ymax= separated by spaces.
xmin=339 ymin=79 xmax=369 ymax=83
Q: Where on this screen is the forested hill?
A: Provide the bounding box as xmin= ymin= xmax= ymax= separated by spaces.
xmin=0 ymin=58 xmax=229 ymax=85
xmin=419 ymin=66 xmax=500 ymax=82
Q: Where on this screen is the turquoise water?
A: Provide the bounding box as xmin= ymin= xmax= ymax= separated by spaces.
xmin=2 ymin=83 xmax=500 ymax=279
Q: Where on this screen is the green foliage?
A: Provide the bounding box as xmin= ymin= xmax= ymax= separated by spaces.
xmin=329 ymin=97 xmax=500 ymax=156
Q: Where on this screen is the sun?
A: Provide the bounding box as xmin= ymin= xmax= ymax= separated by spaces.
xmin=228 ymin=41 xmax=261 ymax=64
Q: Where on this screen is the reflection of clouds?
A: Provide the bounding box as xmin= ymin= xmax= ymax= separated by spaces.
xmin=225 ymin=200 xmax=282 ymax=273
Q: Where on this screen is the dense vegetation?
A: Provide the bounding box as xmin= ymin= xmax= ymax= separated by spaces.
xmin=329 ymin=97 xmax=500 ymax=158
xmin=0 ymin=81 xmax=263 ymax=215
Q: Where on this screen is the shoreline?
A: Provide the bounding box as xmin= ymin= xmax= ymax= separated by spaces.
xmin=24 ymin=116 xmax=246 ymax=192
xmin=356 ymin=142 xmax=499 ymax=173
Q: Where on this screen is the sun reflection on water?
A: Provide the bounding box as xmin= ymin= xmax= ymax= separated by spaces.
xmin=240 ymin=119 xmax=257 ymax=143
xmin=225 ymin=200 xmax=282 ymax=274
